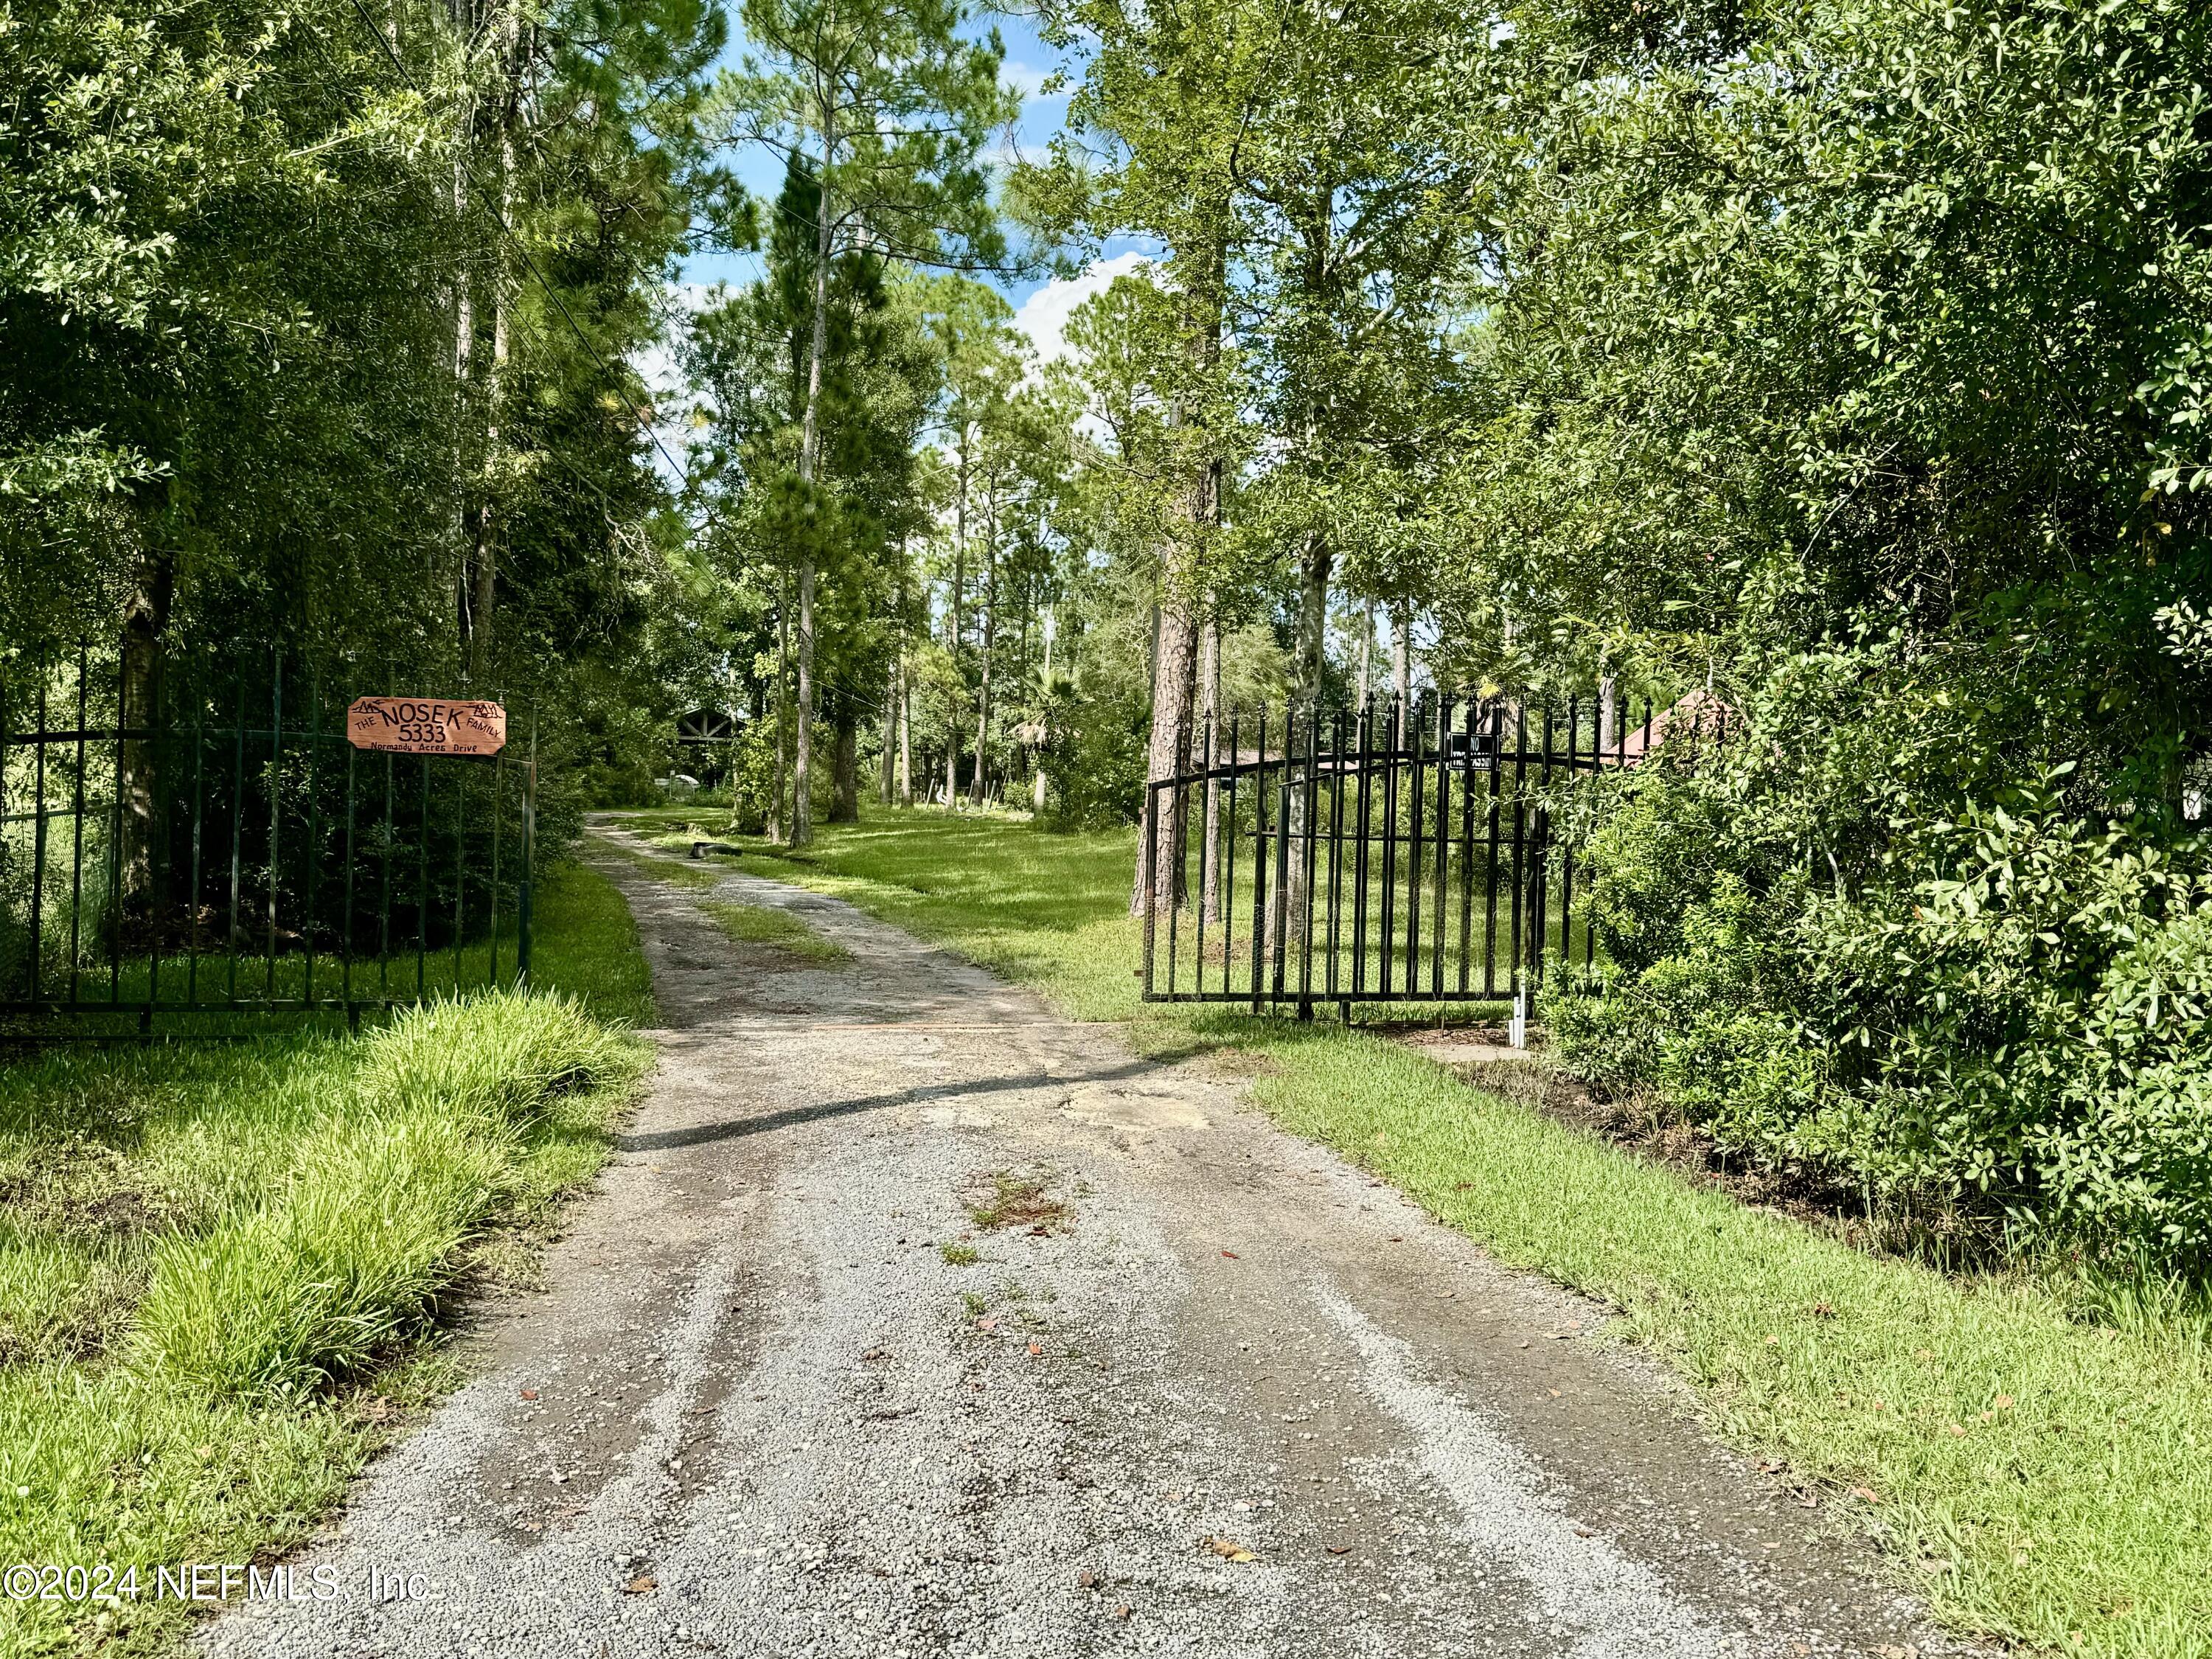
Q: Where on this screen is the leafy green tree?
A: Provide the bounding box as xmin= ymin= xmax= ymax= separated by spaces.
xmin=1025 ymin=0 xmax=1273 ymax=910
xmin=1223 ymin=0 xmax=1470 ymax=705
xmin=1436 ymin=0 xmax=2212 ymax=1259
xmin=3 ymin=0 xmax=723 ymax=881
xmin=686 ymin=160 xmax=945 ymax=832
xmin=708 ymin=0 xmax=1014 ymax=841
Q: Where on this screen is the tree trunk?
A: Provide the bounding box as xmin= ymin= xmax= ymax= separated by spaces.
xmin=1133 ymin=227 xmax=1226 ymax=919
xmin=830 ymin=700 xmax=859 ymax=824
xmin=466 ymin=24 xmax=521 ymax=681
xmin=1133 ymin=610 xmax=1198 ymax=918
xmin=897 ymin=657 xmax=913 ymax=805
xmin=790 ymin=105 xmax=837 ymax=847
xmin=968 ymin=477 xmax=996 ymax=807
xmin=946 ymin=428 xmax=968 ymax=810
xmin=1032 ymin=606 xmax=1053 ymax=813
xmin=1198 ymin=616 xmax=1221 ymax=925
xmin=880 ymin=655 xmax=898 ymax=803
xmin=1295 ymin=532 xmax=1332 ymax=701
xmin=944 ymin=716 xmax=960 ymax=809
xmin=771 ymin=580 xmax=790 ymax=842
xmin=1277 ymin=531 xmax=1332 ymax=947
xmin=795 ymin=563 xmax=817 ymax=840
xmin=1357 ymin=600 xmax=1373 ymax=709
xmin=467 ymin=275 xmax=505 ymax=680
xmin=1392 ymin=603 xmax=1411 ymax=742
xmin=451 ymin=159 xmax=475 ymax=647
xmin=116 ymin=537 xmax=174 ymax=916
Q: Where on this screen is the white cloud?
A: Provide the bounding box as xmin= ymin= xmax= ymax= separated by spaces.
xmin=633 ymin=282 xmax=733 ymax=487
xmin=1001 ymin=61 xmax=1064 ymax=101
xmin=1012 ymin=251 xmax=1151 ymax=366
xmin=636 ymin=281 xmax=723 ymax=403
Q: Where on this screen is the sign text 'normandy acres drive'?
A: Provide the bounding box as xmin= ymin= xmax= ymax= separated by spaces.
xmin=345 ymin=697 xmax=507 ymax=757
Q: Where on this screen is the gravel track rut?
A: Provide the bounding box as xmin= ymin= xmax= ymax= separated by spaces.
xmin=204 ymin=834 xmax=1961 ymax=1659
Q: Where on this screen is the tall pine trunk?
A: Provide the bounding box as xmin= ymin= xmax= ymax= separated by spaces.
xmin=1392 ymin=603 xmax=1411 ymax=742
xmin=1132 ymin=232 xmax=1225 ymax=919
xmin=1281 ymin=528 xmax=1332 ymax=947
xmin=1197 ymin=616 xmax=1220 ymax=925
xmin=898 ymin=656 xmax=913 ymax=805
xmin=880 ymin=655 xmax=897 ymax=802
xmin=830 ymin=700 xmax=859 ymax=823
xmin=771 ymin=580 xmax=790 ymax=842
xmin=968 ymin=475 xmax=996 ymax=806
xmin=946 ymin=430 xmax=967 ymax=809
xmin=790 ymin=107 xmax=836 ymax=846
xmin=467 ymin=18 xmax=521 ymax=681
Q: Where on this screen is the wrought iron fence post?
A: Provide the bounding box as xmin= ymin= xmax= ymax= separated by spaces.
xmin=70 ymin=649 xmax=86 ymax=1006
xmin=1271 ymin=709 xmax=1292 ymax=1002
xmin=515 ymin=712 xmax=535 ymax=989
xmin=29 ymin=677 xmax=46 ymax=1006
xmin=265 ymin=657 xmax=282 ymax=1004
xmin=1249 ymin=708 xmax=1269 ymax=1015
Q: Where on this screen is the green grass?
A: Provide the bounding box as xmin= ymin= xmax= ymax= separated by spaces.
xmin=698 ymin=900 xmax=849 ymax=964
xmin=601 ymin=806 xmax=1147 ymax=1018
xmin=0 ymin=856 xmax=651 ymax=1659
xmin=529 ymin=856 xmax=656 ymax=1025
xmin=612 ymin=801 xmax=2212 ymax=1658
xmin=0 ymin=854 xmax=653 ymax=1045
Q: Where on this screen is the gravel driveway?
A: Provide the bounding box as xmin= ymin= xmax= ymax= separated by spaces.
xmin=204 ymin=835 xmax=1960 ymax=1659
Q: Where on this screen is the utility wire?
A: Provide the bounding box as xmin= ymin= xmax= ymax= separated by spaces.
xmin=341 ymin=0 xmax=693 ymax=488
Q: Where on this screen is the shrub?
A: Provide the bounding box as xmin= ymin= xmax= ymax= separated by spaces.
xmin=1548 ymin=672 xmax=2212 ymax=1270
xmin=1038 ymin=687 xmax=1148 ymax=830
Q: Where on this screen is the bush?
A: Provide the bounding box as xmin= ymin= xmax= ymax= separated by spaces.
xmin=1038 ymin=688 xmax=1148 ymax=830
xmin=720 ymin=720 xmax=783 ymax=835
xmin=1548 ymin=669 xmax=2212 ymax=1270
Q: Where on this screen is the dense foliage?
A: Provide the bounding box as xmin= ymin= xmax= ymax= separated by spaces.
xmin=1478 ymin=0 xmax=2212 ymax=1265
xmin=1 ymin=0 xmax=718 ymax=762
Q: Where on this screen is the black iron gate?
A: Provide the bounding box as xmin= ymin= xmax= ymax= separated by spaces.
xmin=0 ymin=649 xmax=535 ymax=1035
xmin=1139 ymin=690 xmax=1719 ymax=1014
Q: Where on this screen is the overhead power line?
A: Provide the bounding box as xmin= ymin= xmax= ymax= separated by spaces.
xmin=340 ymin=0 xmax=693 ymax=488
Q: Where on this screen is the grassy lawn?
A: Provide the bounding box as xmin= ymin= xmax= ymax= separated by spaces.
xmin=0 ymin=858 xmax=651 ymax=1659
xmin=605 ymin=802 xmax=2212 ymax=1659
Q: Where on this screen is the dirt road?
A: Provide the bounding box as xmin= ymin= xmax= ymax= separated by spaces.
xmin=206 ymin=835 xmax=1958 ymax=1659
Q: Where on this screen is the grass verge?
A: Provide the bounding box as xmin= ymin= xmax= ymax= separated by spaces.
xmin=600 ymin=801 xmax=2212 ymax=1658
xmin=698 ymin=900 xmax=849 ymax=964
xmin=0 ymin=857 xmax=650 ymax=1659
xmin=594 ymin=835 xmax=728 ymax=893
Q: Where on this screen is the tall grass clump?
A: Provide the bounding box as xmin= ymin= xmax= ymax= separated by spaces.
xmin=0 ymin=858 xmax=649 ymax=1657
xmin=133 ymin=995 xmax=638 ymax=1399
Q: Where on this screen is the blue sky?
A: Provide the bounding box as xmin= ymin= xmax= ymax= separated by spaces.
xmin=644 ymin=4 xmax=1150 ymax=469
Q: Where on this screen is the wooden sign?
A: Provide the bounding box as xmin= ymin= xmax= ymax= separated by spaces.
xmin=346 ymin=697 xmax=507 ymax=756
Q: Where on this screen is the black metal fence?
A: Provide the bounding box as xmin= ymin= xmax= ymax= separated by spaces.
xmin=1138 ymin=689 xmax=1726 ymax=1014
xmin=0 ymin=650 xmax=535 ymax=1035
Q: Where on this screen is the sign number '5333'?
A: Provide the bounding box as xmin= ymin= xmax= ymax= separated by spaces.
xmin=345 ymin=697 xmax=507 ymax=757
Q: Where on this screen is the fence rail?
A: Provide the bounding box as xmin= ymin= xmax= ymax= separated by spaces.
xmin=1138 ymin=689 xmax=1726 ymax=1014
xmin=0 ymin=650 xmax=534 ymax=1034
